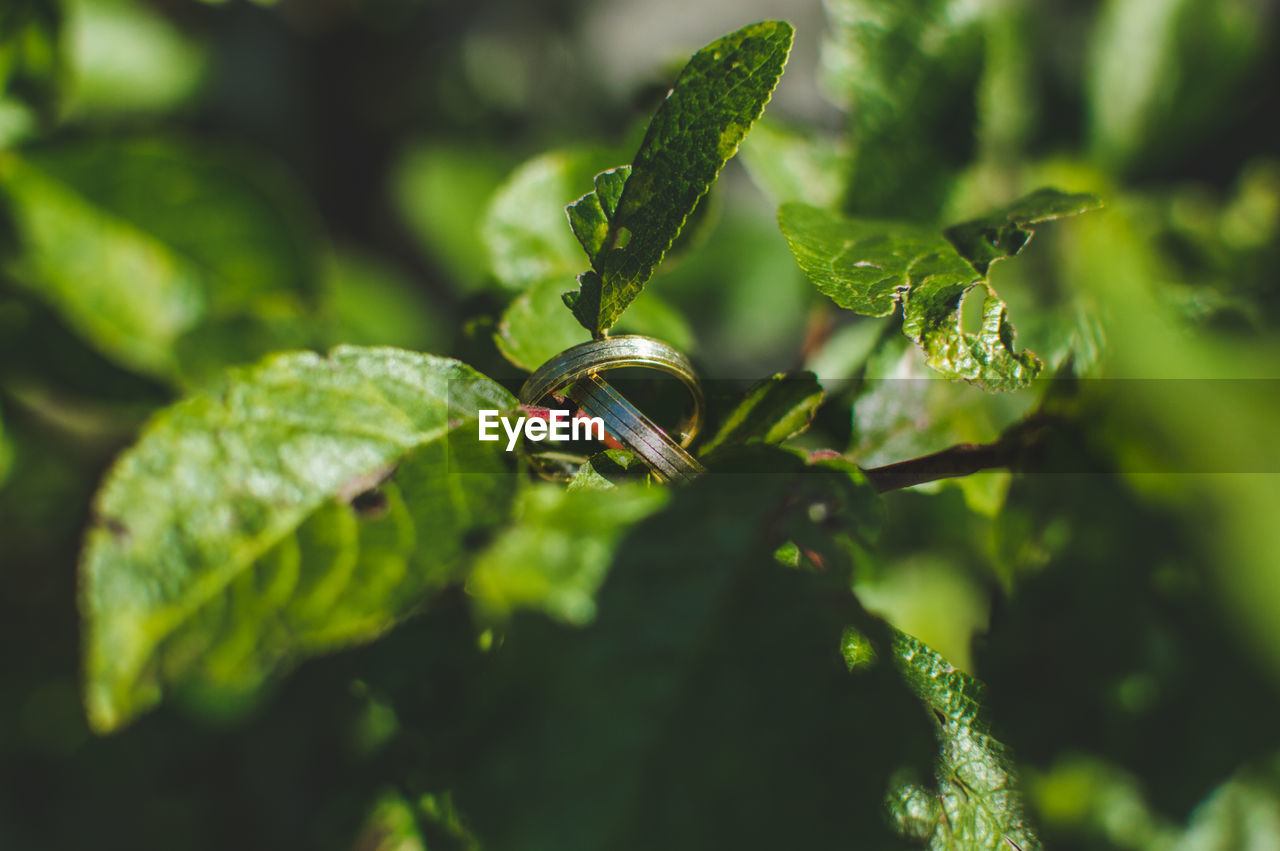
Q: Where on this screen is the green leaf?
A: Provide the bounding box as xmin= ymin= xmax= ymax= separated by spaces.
xmin=888 ymin=630 xmax=1040 ymax=850
xmin=496 ymin=275 xmax=694 ymax=373
xmin=0 ymin=140 xmax=320 ymax=379
xmin=854 ymin=554 xmax=992 ymax=672
xmin=79 ymin=346 xmax=518 ymax=732
xmin=563 ymin=21 xmax=793 ymax=336
xmin=483 ymin=150 xmax=621 ymax=291
xmin=974 ymin=6 xmax=1036 ymax=159
xmin=0 ymin=151 xmax=199 ymax=376
xmin=778 ymin=203 xmax=1035 ymax=390
xmin=495 ymin=276 xmax=590 ymax=372
xmin=467 ymin=481 xmax=669 ymax=626
xmin=566 ymin=449 xmax=647 ymax=491
xmin=566 ymin=165 xmax=631 ymax=263
xmin=840 ymin=624 xmax=878 ymax=670
xmin=1028 ymin=756 xmax=1170 ymax=845
xmin=0 ymin=99 xmax=37 ymax=149
xmin=779 ymin=192 xmax=1097 ymax=390
xmin=779 ymin=203 xmax=948 ymax=317
xmin=700 ymin=371 xmax=824 ymax=456
xmin=943 ymin=188 xmax=1103 ymax=275
xmin=354 ymin=792 xmax=429 ymax=851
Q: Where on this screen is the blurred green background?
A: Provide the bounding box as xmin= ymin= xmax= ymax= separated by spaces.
xmin=2 ymin=0 xmax=1279 ymax=847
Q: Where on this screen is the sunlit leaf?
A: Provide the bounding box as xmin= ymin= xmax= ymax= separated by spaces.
xmin=79 ymin=346 xmax=518 ymax=732
xmin=0 ymin=99 xmax=38 ymax=149
xmin=1028 ymin=753 xmax=1280 ymax=849
xmin=565 ymin=449 xmax=647 ymax=491
xmin=1156 ymin=761 xmax=1280 ymax=849
xmin=352 ymin=789 xmax=479 ymax=851
xmin=495 ymin=274 xmax=695 ymax=373
xmin=778 ymin=190 xmax=1098 ymax=390
xmin=563 ymin=21 xmax=793 ymax=336
xmin=888 ymin=630 xmax=1040 ymax=850
xmin=943 ymin=188 xmax=1102 ymax=275
xmin=779 ymin=203 xmax=1035 ymax=390
xmin=566 ymin=165 xmax=629 ymax=263
xmin=494 ymin=276 xmax=590 ymax=372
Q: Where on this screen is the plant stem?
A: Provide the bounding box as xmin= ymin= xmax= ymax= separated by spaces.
xmin=860 ymin=419 xmax=1048 ymax=493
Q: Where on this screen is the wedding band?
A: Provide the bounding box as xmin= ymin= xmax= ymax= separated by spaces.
xmin=567 ymin=374 xmax=707 ymax=484
xmin=519 ymin=335 xmax=704 ymax=446
xmin=519 ymin=335 xmax=706 ymax=482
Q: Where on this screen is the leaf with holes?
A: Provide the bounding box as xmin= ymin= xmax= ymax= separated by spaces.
xmin=79 ymin=346 xmax=517 ymax=732
xmin=562 ymin=21 xmax=793 ymax=336
xmin=943 ymin=189 xmax=1102 ymax=275
xmin=778 ymin=190 xmax=1098 ymax=390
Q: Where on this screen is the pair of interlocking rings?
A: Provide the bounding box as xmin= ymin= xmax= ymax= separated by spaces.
xmin=518 ymin=335 xmax=707 ymax=483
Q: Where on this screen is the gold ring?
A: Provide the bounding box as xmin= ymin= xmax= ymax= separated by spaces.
xmin=519 ymin=335 xmax=704 ymax=445
xmin=519 ymin=335 xmax=706 ymax=482
xmin=567 ymin=374 xmax=707 ymax=484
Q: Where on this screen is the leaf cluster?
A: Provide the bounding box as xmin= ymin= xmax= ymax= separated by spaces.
xmin=1 ymin=2 xmax=1279 ymax=850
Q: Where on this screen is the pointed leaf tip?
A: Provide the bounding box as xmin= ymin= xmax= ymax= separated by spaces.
xmin=564 ymin=21 xmax=794 ymax=335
